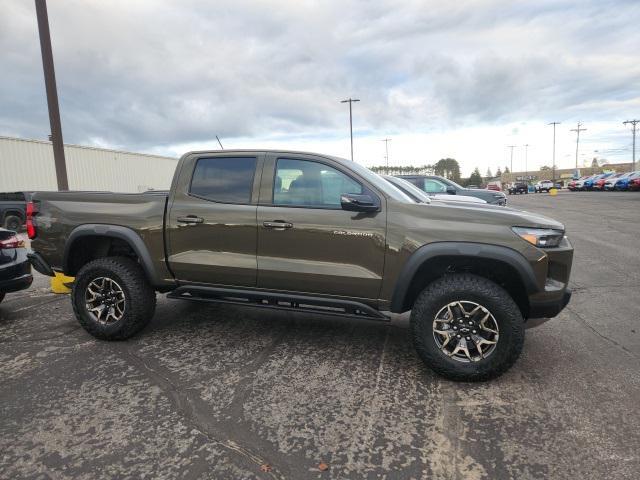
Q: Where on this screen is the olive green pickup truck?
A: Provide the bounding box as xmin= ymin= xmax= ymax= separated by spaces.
xmin=27 ymin=150 xmax=573 ymax=381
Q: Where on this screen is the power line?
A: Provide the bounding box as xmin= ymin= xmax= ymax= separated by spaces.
xmin=570 ymin=122 xmax=587 ymax=169
xmin=548 ymin=122 xmax=560 ymax=182
xmin=340 ymin=98 xmax=360 ymax=161
xmin=623 ymin=119 xmax=638 ymax=171
xmin=381 ymin=138 xmax=392 ymax=168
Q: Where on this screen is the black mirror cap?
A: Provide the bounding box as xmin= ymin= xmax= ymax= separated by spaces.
xmin=446 ymin=186 xmax=457 ymax=194
xmin=340 ymin=194 xmax=379 ymax=212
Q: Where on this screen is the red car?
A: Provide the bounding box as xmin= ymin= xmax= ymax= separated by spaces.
xmin=486 ymin=184 xmax=501 ymax=191
xmin=629 ymin=177 xmax=640 ymax=191
xmin=568 ymin=176 xmax=586 ymax=191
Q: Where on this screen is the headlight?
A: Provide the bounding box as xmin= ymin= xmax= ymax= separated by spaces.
xmin=512 ymin=227 xmax=564 ymax=248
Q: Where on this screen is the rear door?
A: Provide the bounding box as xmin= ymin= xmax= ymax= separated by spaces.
xmin=255 ymin=154 xmax=386 ymax=300
xmin=167 ymin=152 xmax=264 ymax=286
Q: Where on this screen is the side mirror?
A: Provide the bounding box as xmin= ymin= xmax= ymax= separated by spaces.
xmin=446 ymin=186 xmax=456 ymax=195
xmin=340 ymin=194 xmax=379 ymax=212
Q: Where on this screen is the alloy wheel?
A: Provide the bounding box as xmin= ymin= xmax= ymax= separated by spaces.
xmin=85 ymin=276 xmax=126 ymax=324
xmin=432 ymin=301 xmax=500 ymax=362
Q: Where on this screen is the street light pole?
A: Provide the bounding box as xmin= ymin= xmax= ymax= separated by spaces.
xmin=623 ymin=119 xmax=638 ymax=172
xmin=523 ymin=144 xmax=529 ymax=182
xmin=507 ymin=145 xmax=516 ymax=176
xmin=35 ymin=0 xmax=68 ymax=190
xmin=382 ymin=138 xmax=392 ymax=170
xmin=340 ymin=98 xmax=360 ymax=161
xmin=548 ymin=122 xmax=560 ymax=182
xmin=570 ymin=122 xmax=586 ymax=169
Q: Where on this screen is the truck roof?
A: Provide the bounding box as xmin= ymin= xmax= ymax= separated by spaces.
xmin=182 ymin=149 xmax=350 ymax=164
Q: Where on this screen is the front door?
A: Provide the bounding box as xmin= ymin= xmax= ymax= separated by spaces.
xmin=256 ymin=155 xmax=386 ymax=300
xmin=167 ymin=153 xmax=263 ymax=286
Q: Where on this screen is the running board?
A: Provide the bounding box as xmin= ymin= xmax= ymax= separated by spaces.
xmin=167 ymin=286 xmax=389 ymax=322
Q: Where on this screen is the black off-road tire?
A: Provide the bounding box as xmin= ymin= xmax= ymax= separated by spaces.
xmin=0 ymin=293 xmax=5 ymax=304
xmin=72 ymin=256 xmax=156 ymax=340
xmin=410 ymin=273 xmax=525 ymax=381
xmin=3 ymin=215 xmax=22 ymax=231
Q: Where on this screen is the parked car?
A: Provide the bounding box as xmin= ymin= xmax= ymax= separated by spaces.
xmin=27 ymin=149 xmax=572 ymax=381
xmin=397 ymin=175 xmax=507 ymax=205
xmin=383 ymin=175 xmax=487 ymax=204
xmin=0 ymin=228 xmax=33 ymax=304
xmin=592 ymin=173 xmax=616 ymax=191
xmin=0 ymin=192 xmax=27 ymax=231
xmin=508 ymin=182 xmax=528 ymax=195
xmin=534 ymin=180 xmax=554 ymax=193
xmin=486 ymin=183 xmax=502 ymax=192
xmin=629 ymin=177 xmax=640 ymax=191
xmin=583 ymin=174 xmax=609 ymax=191
xmin=611 ymin=171 xmax=640 ymax=191
xmin=603 ymin=173 xmax=625 ymax=191
xmin=573 ymin=175 xmax=595 ymax=191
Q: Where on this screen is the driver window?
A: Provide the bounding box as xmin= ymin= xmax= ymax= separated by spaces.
xmin=273 ymin=158 xmax=362 ymax=208
xmin=423 ymin=179 xmax=447 ymax=193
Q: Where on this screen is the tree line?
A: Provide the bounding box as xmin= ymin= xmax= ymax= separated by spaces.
xmin=370 ymin=158 xmax=512 ymax=186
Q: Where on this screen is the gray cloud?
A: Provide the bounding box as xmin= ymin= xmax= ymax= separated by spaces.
xmin=1 ymin=0 xmax=638 ymax=152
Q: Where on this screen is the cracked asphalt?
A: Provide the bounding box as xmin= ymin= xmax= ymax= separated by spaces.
xmin=1 ymin=191 xmax=639 ymax=479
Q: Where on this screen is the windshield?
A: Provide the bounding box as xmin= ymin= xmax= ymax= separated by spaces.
xmin=332 ymin=158 xmax=415 ymax=203
xmin=436 ymin=176 xmax=464 ymax=189
xmin=383 ymin=175 xmax=430 ymax=203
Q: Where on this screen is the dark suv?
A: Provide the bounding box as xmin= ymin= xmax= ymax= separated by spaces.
xmin=398 ymin=175 xmax=507 ymax=205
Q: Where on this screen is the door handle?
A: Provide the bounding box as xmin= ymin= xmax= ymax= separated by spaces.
xmin=177 ymin=215 xmax=204 ymax=224
xmin=263 ymin=221 xmax=293 ymax=230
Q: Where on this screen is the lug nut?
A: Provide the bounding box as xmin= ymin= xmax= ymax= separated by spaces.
xmin=453 ymin=326 xmax=457 ymax=330
xmin=457 ymin=334 xmax=461 ymax=338
xmin=472 ymin=330 xmax=477 ymax=334
xmin=466 ymin=336 xmax=471 ymax=340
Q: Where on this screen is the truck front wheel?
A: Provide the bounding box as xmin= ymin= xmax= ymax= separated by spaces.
xmin=72 ymin=256 xmax=156 ymax=340
xmin=410 ymin=273 xmax=524 ymax=381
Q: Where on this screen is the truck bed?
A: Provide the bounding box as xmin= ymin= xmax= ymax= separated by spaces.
xmin=30 ymin=191 xmax=169 ymax=281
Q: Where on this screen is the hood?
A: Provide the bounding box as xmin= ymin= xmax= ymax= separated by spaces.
xmin=404 ymin=200 xmax=564 ymax=230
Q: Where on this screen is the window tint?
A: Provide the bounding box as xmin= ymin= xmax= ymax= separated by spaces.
xmin=273 ymin=158 xmax=362 ymax=207
xmin=190 ymin=157 xmax=256 ymax=203
xmin=423 ymin=179 xmax=447 ymax=193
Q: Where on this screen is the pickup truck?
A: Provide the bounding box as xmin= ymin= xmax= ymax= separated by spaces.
xmin=0 ymin=192 xmax=27 ymax=231
xmin=508 ymin=182 xmax=529 ymax=195
xmin=27 ymin=150 xmax=573 ymax=381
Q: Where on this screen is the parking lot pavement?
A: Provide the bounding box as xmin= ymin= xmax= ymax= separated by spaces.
xmin=1 ymin=192 xmax=639 ymax=480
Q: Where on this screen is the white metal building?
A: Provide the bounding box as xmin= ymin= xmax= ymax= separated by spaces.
xmin=0 ymin=136 xmax=178 ymax=192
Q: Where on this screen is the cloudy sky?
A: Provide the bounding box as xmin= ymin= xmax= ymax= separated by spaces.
xmin=1 ymin=0 xmax=639 ymax=175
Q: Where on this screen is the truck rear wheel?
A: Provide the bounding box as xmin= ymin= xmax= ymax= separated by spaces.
xmin=410 ymin=273 xmax=524 ymax=381
xmin=72 ymin=256 xmax=156 ymax=340
xmin=3 ymin=215 xmax=22 ymax=231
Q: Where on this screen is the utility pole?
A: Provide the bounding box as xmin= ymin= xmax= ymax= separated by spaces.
xmin=523 ymin=144 xmax=529 ymax=182
xmin=35 ymin=0 xmax=68 ymax=190
xmin=570 ymin=122 xmax=586 ymax=169
xmin=382 ymin=138 xmax=392 ymax=170
xmin=507 ymin=145 xmax=516 ymax=175
xmin=548 ymin=122 xmax=560 ymax=182
xmin=623 ymin=119 xmax=638 ymax=172
xmin=340 ymin=98 xmax=360 ymax=161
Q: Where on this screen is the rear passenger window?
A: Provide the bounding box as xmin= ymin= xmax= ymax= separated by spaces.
xmin=190 ymin=157 xmax=256 ymax=203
